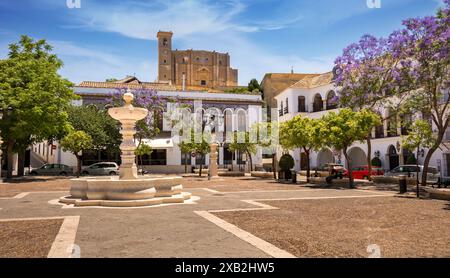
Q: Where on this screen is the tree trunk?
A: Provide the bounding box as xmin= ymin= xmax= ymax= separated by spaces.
xmin=344 ymin=148 xmax=354 ymax=189
xmin=199 ymin=155 xmax=203 ymax=177
xmin=272 ymin=153 xmax=277 ymax=180
xmin=421 ymin=131 xmax=444 ymax=187
xmin=304 ymin=148 xmax=311 ymax=183
xmin=6 ymin=138 xmax=14 ymax=179
xmin=247 ymin=151 xmax=253 ymax=172
xmin=184 ymin=154 xmax=188 ymax=174
xmin=366 ymin=135 xmax=373 ymax=181
xmin=76 ymin=155 xmax=82 ymax=178
xmin=17 ymin=148 xmax=26 ymax=177
xmin=416 ymin=147 xmax=420 ymax=198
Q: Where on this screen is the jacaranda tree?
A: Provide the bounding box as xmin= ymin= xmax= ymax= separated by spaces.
xmin=334 ymin=34 xmax=415 ymax=180
xmin=389 ymin=1 xmax=449 ymax=186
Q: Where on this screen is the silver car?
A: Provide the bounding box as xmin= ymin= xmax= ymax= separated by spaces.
xmin=82 ymin=162 xmax=119 ymax=176
xmin=385 ymin=165 xmax=440 ymax=182
xmin=30 ymin=164 xmax=74 ymax=176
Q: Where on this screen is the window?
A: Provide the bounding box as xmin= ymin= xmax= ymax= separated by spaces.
xmin=313 ymin=94 xmax=323 ymax=112
xmin=162 ymin=38 xmax=168 ymax=46
xmin=201 ymin=80 xmax=206 ymax=86
xmin=285 ymin=98 xmax=289 ymax=114
xmin=141 ymin=150 xmax=167 ymax=165
xmin=326 ymin=91 xmax=338 ymax=110
xmin=279 ymin=101 xmax=284 ymax=116
xmin=181 ymin=153 xmax=192 ymax=166
xmin=163 ymin=60 xmax=167 ymax=64
xmin=298 ymin=96 xmax=306 ymax=112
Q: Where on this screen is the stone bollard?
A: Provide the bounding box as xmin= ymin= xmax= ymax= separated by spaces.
xmin=399 ymin=175 xmax=407 ymax=194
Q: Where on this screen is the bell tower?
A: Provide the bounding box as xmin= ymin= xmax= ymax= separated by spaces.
xmin=157 ymin=31 xmax=173 ymax=83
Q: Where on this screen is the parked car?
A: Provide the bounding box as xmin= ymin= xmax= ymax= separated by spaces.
xmin=82 ymin=162 xmax=119 ymax=176
xmin=384 ymin=165 xmax=440 ymax=182
xmin=30 ymin=164 xmax=73 ymax=176
xmin=322 ymin=163 xmax=346 ymax=178
xmin=344 ymin=166 xmax=384 ymax=180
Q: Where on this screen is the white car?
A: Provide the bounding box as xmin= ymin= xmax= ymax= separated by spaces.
xmin=82 ymin=162 xmax=120 ymax=176
xmin=385 ymin=165 xmax=440 ymax=183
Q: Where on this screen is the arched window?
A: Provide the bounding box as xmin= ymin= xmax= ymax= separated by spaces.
xmin=237 ymin=110 xmax=247 ymax=132
xmin=387 ymin=109 xmax=398 ymax=137
xmin=313 ymin=94 xmax=323 ymax=112
xmin=326 ymin=91 xmax=337 ymax=110
xmin=298 ymin=96 xmax=306 ymax=112
xmin=375 ymin=112 xmax=384 ymax=138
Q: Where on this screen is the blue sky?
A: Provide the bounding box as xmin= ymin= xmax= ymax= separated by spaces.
xmin=0 ymin=0 xmax=445 ymax=85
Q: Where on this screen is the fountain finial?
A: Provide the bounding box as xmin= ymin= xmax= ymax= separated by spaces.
xmin=123 ymin=88 xmax=134 ymax=106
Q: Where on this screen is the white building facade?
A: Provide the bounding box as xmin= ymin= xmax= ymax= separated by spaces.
xmin=274 ymin=72 xmax=448 ymax=178
xmin=34 ymin=78 xmax=264 ymax=174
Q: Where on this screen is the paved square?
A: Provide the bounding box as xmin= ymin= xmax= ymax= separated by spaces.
xmin=0 ymin=177 xmax=448 ymax=258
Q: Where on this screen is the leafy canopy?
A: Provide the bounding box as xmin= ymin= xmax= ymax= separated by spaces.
xmin=320 ymin=109 xmax=381 ymax=151
xmin=60 ymin=131 xmax=93 ymax=156
xmin=0 ymin=35 xmax=77 ymax=148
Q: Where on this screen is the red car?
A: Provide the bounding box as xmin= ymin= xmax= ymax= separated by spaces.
xmin=344 ymin=166 xmax=384 ymax=180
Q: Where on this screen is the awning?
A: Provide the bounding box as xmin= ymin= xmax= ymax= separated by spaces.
xmin=137 ymin=138 xmax=174 ymax=149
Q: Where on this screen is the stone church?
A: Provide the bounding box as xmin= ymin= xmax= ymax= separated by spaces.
xmin=157 ymin=31 xmax=238 ymax=89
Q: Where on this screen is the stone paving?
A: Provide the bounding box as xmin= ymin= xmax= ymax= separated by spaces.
xmin=0 ymin=176 xmax=404 ymax=258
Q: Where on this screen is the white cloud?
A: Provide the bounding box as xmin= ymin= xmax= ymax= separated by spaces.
xmin=47 ymin=40 xmax=157 ymax=83
xmin=56 ymin=0 xmax=334 ymax=84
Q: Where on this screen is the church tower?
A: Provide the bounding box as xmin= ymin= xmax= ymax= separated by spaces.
xmin=157 ymin=31 xmax=173 ymax=83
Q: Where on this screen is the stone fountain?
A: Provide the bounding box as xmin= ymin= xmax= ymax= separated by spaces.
xmin=59 ymin=90 xmax=192 ymax=207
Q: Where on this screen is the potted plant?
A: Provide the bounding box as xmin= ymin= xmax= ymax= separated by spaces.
xmin=278 ymin=154 xmax=295 ymax=181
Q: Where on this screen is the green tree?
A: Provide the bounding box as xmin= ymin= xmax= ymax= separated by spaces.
xmin=402 ymin=120 xmax=435 ymax=196
xmin=179 ymin=129 xmax=210 ymax=177
xmin=179 ymin=141 xmax=193 ymax=174
xmin=320 ymin=109 xmax=381 ymax=188
xmin=60 ymin=131 xmax=93 ymax=177
xmin=279 ymin=116 xmax=323 ymax=183
xmin=0 ymin=36 xmax=77 ymax=178
xmin=228 ymin=132 xmax=257 ymax=172
xmin=105 ymin=78 xmax=118 ymax=82
xmin=248 ymin=79 xmax=262 ymax=94
xmin=134 ymin=143 xmax=153 ymax=175
xmin=66 ymin=105 xmax=122 ymax=153
xmin=251 ymin=121 xmax=279 ymax=179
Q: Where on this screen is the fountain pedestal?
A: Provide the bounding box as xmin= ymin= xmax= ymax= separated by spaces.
xmin=59 ymin=90 xmax=192 ymax=207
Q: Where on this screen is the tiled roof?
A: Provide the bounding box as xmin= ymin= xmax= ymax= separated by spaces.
xmin=289 ymin=72 xmax=333 ymax=89
xmin=76 ymin=81 xmax=176 ymax=91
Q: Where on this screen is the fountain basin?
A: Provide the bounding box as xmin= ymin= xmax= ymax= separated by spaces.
xmin=59 ymin=176 xmax=192 ymax=207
